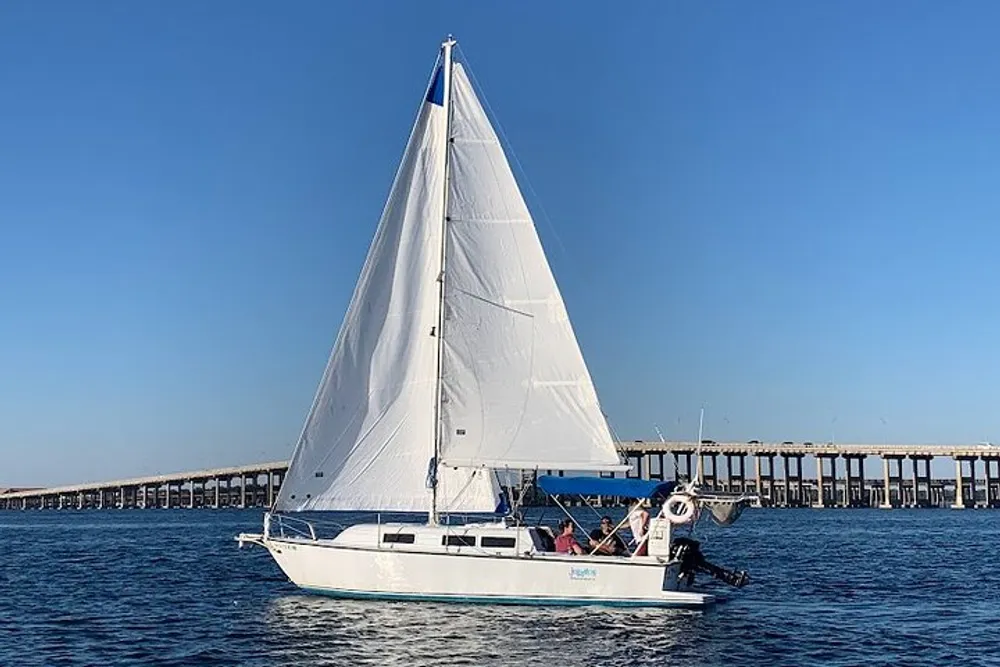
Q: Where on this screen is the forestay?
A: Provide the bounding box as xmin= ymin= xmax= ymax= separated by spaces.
xmin=438 ymin=63 xmax=625 ymax=472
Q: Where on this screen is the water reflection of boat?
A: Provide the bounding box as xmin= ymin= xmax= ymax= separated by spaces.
xmin=263 ymin=594 xmax=702 ymax=665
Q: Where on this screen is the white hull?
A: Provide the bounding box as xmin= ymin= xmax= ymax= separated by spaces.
xmin=243 ymin=523 xmax=715 ymax=608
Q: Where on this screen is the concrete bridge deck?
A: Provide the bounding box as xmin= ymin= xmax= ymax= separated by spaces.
xmin=625 ymin=440 xmax=1000 ymax=458
xmin=2 ymin=440 xmax=999 ymax=510
xmin=0 ymin=461 xmax=288 ymax=510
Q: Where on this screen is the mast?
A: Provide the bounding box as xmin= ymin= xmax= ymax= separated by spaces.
xmin=429 ymin=35 xmax=457 ymax=525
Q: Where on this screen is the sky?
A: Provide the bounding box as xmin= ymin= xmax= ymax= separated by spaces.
xmin=3 ymin=1 xmax=1000 ymax=486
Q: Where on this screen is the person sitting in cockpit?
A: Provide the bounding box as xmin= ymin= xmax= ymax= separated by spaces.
xmin=588 ymin=516 xmax=628 ymax=555
xmin=554 ymin=519 xmax=584 ymax=555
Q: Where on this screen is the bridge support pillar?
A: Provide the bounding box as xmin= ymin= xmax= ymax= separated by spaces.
xmin=880 ymin=456 xmax=904 ymax=508
xmin=756 ymin=454 xmax=775 ymax=506
xmin=700 ymin=453 xmax=717 ymax=490
xmin=843 ymin=455 xmax=867 ymax=507
xmin=881 ymin=458 xmax=890 ymax=508
xmin=832 ymin=455 xmax=843 ymax=506
xmin=726 ymin=454 xmax=746 ymax=493
xmin=648 ymin=453 xmax=666 ymax=481
xmin=624 ymin=451 xmax=645 ymax=479
xmin=673 ymin=451 xmax=693 ymax=484
xmin=984 ymin=458 xmax=999 ymax=508
xmin=781 ymin=454 xmax=804 ymax=507
xmin=970 ymin=458 xmax=979 ymax=508
xmin=814 ymin=455 xmax=837 ymax=507
xmin=952 ymin=458 xmax=967 ymax=508
xmin=910 ymin=456 xmax=932 ymax=507
xmin=968 ymin=458 xmax=981 ymax=508
xmin=753 ymin=455 xmax=762 ymax=500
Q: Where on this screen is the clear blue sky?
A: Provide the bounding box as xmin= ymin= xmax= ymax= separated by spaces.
xmin=3 ymin=1 xmax=1000 ymax=486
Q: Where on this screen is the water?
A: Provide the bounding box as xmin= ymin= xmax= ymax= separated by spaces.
xmin=1 ymin=508 xmax=997 ymax=666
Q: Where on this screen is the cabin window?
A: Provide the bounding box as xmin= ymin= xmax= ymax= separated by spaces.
xmin=481 ymin=536 xmax=516 ymax=549
xmin=382 ymin=533 xmax=415 ymax=544
xmin=443 ymin=535 xmax=476 ymax=547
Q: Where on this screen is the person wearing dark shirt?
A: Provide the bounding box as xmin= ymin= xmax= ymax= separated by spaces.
xmin=588 ymin=516 xmax=628 ymax=555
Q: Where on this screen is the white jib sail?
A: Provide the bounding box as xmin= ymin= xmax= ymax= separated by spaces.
xmin=275 ymin=61 xmax=500 ymax=513
xmin=437 ymin=63 xmax=625 ymax=472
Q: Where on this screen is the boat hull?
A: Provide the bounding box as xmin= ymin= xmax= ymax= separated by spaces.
xmin=261 ymin=536 xmax=715 ymax=608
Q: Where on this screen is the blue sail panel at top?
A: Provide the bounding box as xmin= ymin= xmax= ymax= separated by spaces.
xmin=427 ymin=66 xmax=444 ymax=106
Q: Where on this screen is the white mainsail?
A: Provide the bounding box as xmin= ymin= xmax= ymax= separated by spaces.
xmin=437 ymin=63 xmax=624 ymax=472
xmin=274 ymin=62 xmax=498 ymax=513
xmin=275 ymin=46 xmax=623 ymax=514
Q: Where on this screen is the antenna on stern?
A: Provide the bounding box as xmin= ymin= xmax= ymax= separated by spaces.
xmin=693 ymin=407 xmax=705 ymax=488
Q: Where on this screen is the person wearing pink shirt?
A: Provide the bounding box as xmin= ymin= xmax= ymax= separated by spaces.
xmin=553 ymin=519 xmax=583 ymax=555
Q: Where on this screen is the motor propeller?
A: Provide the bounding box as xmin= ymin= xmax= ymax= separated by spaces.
xmin=671 ymin=537 xmax=750 ymax=589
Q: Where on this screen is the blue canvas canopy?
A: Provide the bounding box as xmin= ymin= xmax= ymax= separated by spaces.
xmin=537 ymin=476 xmax=676 ymax=500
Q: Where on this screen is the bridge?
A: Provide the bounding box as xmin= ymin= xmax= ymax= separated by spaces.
xmin=2 ymin=440 xmax=999 ymax=510
xmin=615 ymin=440 xmax=1000 ymax=509
xmin=0 ymin=462 xmax=287 ymax=510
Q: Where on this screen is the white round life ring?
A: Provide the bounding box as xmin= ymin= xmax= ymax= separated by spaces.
xmin=665 ymin=495 xmax=696 ymax=524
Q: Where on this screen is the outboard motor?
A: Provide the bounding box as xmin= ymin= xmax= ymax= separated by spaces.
xmin=670 ymin=537 xmax=749 ymax=589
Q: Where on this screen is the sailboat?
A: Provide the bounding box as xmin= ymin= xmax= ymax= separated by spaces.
xmin=237 ymin=36 xmax=752 ymax=607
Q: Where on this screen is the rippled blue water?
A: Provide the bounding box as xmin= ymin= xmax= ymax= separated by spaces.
xmin=2 ymin=508 xmax=998 ymax=666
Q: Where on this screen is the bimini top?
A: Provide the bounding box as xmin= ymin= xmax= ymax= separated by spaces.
xmin=537 ymin=475 xmax=677 ymax=500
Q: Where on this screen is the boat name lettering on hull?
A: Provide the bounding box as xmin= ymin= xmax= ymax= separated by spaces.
xmin=569 ymin=567 xmax=597 ymax=581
